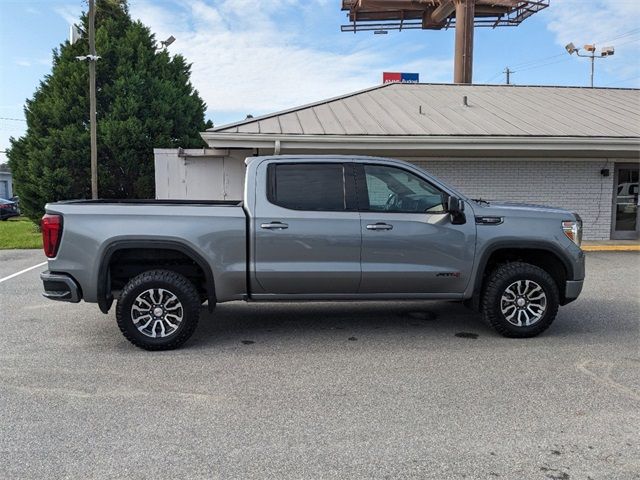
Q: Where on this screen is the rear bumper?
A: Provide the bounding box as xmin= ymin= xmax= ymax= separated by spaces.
xmin=41 ymin=271 xmax=82 ymax=303
xmin=0 ymin=211 xmax=19 ymax=220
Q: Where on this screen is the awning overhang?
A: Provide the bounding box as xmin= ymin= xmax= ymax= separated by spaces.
xmin=200 ymin=132 xmax=640 ymax=158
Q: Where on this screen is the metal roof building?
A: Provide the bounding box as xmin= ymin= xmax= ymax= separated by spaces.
xmin=155 ymin=83 xmax=640 ymax=240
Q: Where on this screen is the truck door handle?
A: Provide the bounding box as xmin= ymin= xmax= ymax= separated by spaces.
xmin=366 ymin=223 xmax=393 ymax=231
xmin=261 ymin=222 xmax=289 ymax=230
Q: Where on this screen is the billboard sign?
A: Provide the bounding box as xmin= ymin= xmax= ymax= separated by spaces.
xmin=383 ymin=72 xmax=419 ymax=84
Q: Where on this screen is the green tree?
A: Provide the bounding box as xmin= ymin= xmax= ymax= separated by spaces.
xmin=8 ymin=0 xmax=211 ymax=222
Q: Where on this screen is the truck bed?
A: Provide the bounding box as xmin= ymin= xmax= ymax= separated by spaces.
xmin=44 ymin=199 xmax=248 ymax=305
xmin=54 ymin=199 xmax=243 ymax=206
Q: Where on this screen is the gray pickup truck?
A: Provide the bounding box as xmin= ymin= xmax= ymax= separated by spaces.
xmin=40 ymin=155 xmax=585 ymax=350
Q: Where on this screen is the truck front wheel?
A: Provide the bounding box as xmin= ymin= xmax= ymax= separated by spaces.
xmin=116 ymin=270 xmax=201 ymax=350
xmin=481 ymin=262 xmax=559 ymax=338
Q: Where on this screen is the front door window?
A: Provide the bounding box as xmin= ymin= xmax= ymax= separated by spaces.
xmin=357 ymin=163 xmax=475 ymax=294
xmin=362 ymin=164 xmax=446 ymax=213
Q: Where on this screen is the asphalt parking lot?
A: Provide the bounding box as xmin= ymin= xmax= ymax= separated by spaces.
xmin=0 ymin=250 xmax=638 ymax=480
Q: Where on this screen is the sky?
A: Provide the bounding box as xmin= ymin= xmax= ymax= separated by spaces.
xmin=1 ymin=0 xmax=639 ymax=163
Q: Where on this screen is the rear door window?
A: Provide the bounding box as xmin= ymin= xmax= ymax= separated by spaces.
xmin=268 ymin=163 xmax=347 ymax=211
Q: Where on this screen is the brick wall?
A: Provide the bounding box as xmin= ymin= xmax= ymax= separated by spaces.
xmin=400 ymin=157 xmax=616 ymax=240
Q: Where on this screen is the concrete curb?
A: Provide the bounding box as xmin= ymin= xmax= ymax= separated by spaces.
xmin=581 ymin=245 xmax=640 ymax=252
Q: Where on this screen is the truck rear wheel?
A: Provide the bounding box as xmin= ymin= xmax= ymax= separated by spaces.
xmin=116 ymin=270 xmax=201 ymax=350
xmin=481 ymin=262 xmax=559 ymax=338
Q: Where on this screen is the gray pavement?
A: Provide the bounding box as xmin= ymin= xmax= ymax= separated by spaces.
xmin=0 ymin=249 xmax=639 ymax=480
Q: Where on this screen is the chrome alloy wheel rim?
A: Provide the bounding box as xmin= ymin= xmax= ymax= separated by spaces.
xmin=500 ymin=280 xmax=547 ymax=327
xmin=131 ymin=288 xmax=184 ymax=338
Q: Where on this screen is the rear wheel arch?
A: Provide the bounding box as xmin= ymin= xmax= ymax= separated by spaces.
xmin=97 ymin=240 xmax=216 ymax=314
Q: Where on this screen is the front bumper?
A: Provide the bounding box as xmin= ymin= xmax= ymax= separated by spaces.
xmin=560 ymin=245 xmax=585 ymax=305
xmin=564 ymin=279 xmax=584 ymax=304
xmin=41 ymin=271 xmax=82 ymax=303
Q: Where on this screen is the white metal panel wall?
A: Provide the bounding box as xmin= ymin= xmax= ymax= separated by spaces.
xmin=154 ymin=150 xmax=186 ymax=199
xmin=223 ymin=151 xmax=248 ymax=200
xmin=183 ymin=157 xmax=225 ymax=199
xmin=154 ymin=149 xmax=247 ymax=200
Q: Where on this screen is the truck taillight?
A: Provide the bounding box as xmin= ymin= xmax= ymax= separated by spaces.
xmin=41 ymin=214 xmax=63 ymax=258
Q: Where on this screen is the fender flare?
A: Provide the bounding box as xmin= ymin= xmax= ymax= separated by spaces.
xmin=97 ymin=240 xmax=216 ymax=314
xmin=470 ymin=240 xmax=575 ymax=310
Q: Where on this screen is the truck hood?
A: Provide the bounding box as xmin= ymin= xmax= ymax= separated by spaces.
xmin=472 ymin=200 xmax=573 ymax=217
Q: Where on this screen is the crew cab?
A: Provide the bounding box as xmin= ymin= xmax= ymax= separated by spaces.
xmin=40 ymin=156 xmax=585 ymax=350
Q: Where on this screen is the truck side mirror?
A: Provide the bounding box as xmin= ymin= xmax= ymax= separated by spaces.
xmin=447 ymin=196 xmax=466 ymax=225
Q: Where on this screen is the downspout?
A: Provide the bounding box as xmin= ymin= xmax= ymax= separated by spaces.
xmin=274 ymin=139 xmax=281 ymax=155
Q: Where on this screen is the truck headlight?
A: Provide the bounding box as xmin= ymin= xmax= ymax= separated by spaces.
xmin=562 ymin=217 xmax=582 ymax=247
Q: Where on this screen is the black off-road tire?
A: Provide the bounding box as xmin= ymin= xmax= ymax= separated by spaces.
xmin=116 ymin=270 xmax=201 ymax=350
xmin=481 ymin=262 xmax=559 ymax=338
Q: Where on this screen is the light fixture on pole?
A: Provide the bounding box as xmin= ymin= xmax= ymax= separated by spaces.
xmin=75 ymin=55 xmax=101 ymax=62
xmin=565 ymin=42 xmax=615 ymax=88
xmin=159 ymin=35 xmax=176 ymax=49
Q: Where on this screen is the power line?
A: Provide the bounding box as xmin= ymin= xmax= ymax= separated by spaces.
xmin=484 ymin=56 xmax=573 ymax=83
xmin=0 ymin=117 xmax=26 ymax=122
xmin=485 ymin=51 xmax=571 ymax=81
xmin=494 ymin=27 xmax=640 ymax=83
xmin=604 ymin=75 xmax=640 ymax=87
xmin=483 ymin=71 xmax=504 ymax=83
xmin=600 ymin=27 xmax=640 ymax=45
xmin=612 ymin=36 xmax=640 ymax=49
xmin=516 ymin=57 xmax=571 ymax=73
xmin=510 ymin=52 xmax=565 ymax=70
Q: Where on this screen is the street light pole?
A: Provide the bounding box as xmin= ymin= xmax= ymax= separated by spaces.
xmin=88 ymin=0 xmax=98 ymax=199
xmin=565 ymin=43 xmax=615 ymax=88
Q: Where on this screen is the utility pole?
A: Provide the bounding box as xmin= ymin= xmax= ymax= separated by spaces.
xmin=88 ymin=0 xmax=98 ymax=199
xmin=504 ymin=67 xmax=512 ymax=85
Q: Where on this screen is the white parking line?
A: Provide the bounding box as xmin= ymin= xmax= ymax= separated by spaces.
xmin=0 ymin=262 xmax=47 ymax=284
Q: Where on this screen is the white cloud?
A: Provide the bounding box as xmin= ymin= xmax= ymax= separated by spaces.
xmin=54 ymin=4 xmax=81 ymax=25
xmin=130 ymin=0 xmax=451 ymax=124
xmin=546 ymin=0 xmax=640 ymax=82
xmin=15 ymin=57 xmax=50 ymax=68
xmin=547 ymin=0 xmax=640 ymax=46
